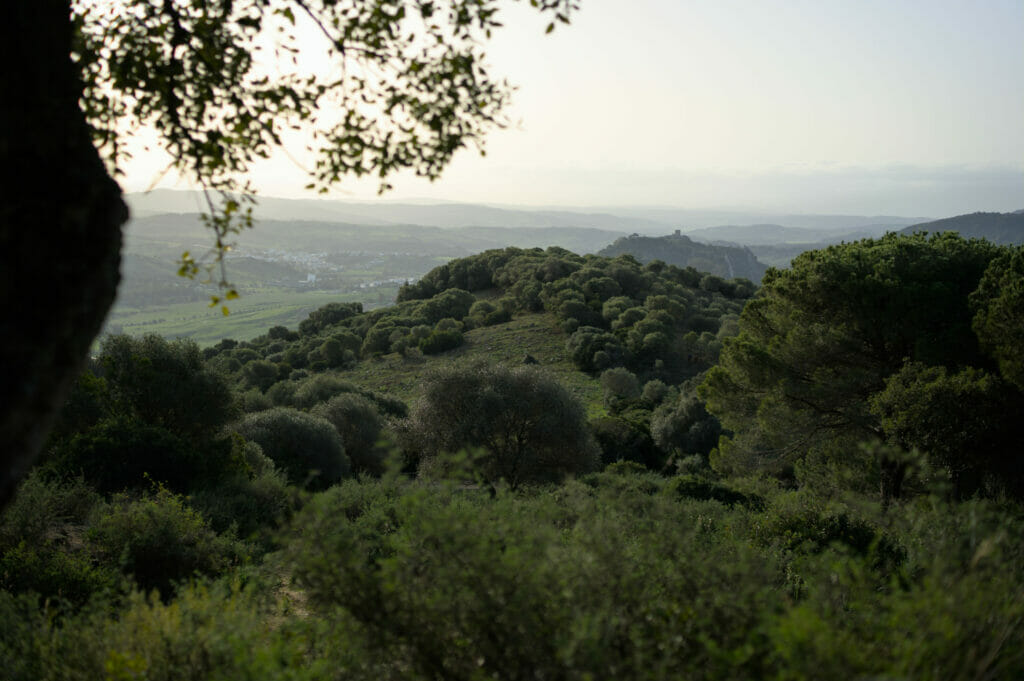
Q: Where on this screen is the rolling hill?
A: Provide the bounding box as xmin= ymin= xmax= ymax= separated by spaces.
xmin=597 ymin=232 xmax=768 ymax=282
xmin=900 ymin=211 xmax=1024 ymax=245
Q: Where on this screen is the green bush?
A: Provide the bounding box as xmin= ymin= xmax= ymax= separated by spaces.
xmin=651 ymin=392 xmax=722 ymax=461
xmin=600 ymin=366 xmax=640 ymax=411
xmin=0 ymin=581 xmax=328 ymax=681
xmin=566 ymin=326 xmax=627 ymax=372
xmin=234 ymin=407 xmax=349 ymax=489
xmin=311 ymin=394 xmax=386 ymax=476
xmin=418 ymin=328 xmax=463 ymax=355
xmin=0 ymin=473 xmax=115 ymax=607
xmin=287 ymin=478 xmax=779 ymax=681
xmin=0 ymin=541 xmax=119 ymax=608
xmin=237 ymin=388 xmax=274 ymax=412
xmin=87 ymin=489 xmax=249 ymax=598
xmin=242 ymin=359 xmax=280 ymax=392
xmin=98 ymin=334 xmax=237 ymax=442
xmin=190 ymin=468 xmax=295 ymax=548
xmin=55 ymin=417 xmax=235 ymax=494
xmin=663 ymin=475 xmax=764 ymax=510
xmin=291 ymin=374 xmax=361 ymax=409
xmin=752 ymin=492 xmax=904 ymax=575
xmin=589 ymin=416 xmax=663 ymax=470
xmin=640 ymin=379 xmax=672 ymax=407
xmin=0 ymin=472 xmax=100 ymax=549
xmin=403 ymin=362 xmax=600 ymax=487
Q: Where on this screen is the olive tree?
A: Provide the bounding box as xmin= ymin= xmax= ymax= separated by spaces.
xmin=235 ymin=407 xmax=349 ymax=489
xmin=312 ymin=394 xmax=386 ymax=477
xmin=1 ymin=0 xmax=578 ymax=510
xmin=405 ymin=363 xmax=599 ymax=487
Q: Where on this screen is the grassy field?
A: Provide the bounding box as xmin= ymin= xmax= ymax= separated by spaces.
xmin=105 ymin=286 xmax=401 ymax=346
xmin=333 ymin=313 xmax=606 ymax=418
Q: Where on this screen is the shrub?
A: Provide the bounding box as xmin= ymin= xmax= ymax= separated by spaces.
xmin=0 ymin=472 xmax=100 ymax=550
xmin=291 ymin=374 xmax=361 ymax=410
xmin=97 ymin=335 xmax=238 ymax=442
xmin=566 ymin=326 xmax=627 ymax=372
xmin=242 ymin=360 xmax=280 ymax=392
xmin=311 ymin=394 xmax=386 ymax=476
xmin=87 ymin=489 xmax=249 ymax=598
xmin=234 ymin=408 xmax=349 ymax=489
xmin=286 ymin=477 xmax=780 ymax=681
xmin=266 ymin=379 xmax=298 ymax=406
xmin=361 ymin=321 xmax=398 ymax=357
xmin=191 ymin=468 xmax=295 ymax=548
xmin=56 ymin=418 xmax=235 ymax=494
xmin=663 ymin=475 xmax=764 ymax=510
xmin=600 ymin=367 xmax=641 ymax=412
xmin=0 ymin=473 xmax=115 ymax=607
xmin=0 ymin=541 xmax=119 ymax=608
xmin=298 ymin=301 xmax=363 ymax=336
xmin=467 ymin=299 xmax=513 ymax=328
xmin=403 ymin=362 xmax=600 ymax=487
xmin=416 ymin=289 xmax=475 ymax=324
xmin=589 ymin=416 xmax=663 ymax=470
xmin=641 ymin=379 xmax=672 ymax=407
xmin=418 ymin=328 xmax=463 ymax=355
xmin=45 ymin=369 xmax=108 ymax=446
xmin=237 ymin=388 xmax=274 ymax=413
xmin=651 ymin=393 xmax=722 ymax=461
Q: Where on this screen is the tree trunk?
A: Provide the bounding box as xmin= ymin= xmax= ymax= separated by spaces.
xmin=0 ymin=1 xmax=128 ymax=510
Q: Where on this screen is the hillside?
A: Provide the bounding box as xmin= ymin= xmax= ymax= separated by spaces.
xmin=597 ymin=232 xmax=768 ymax=282
xmin=900 ymin=211 xmax=1024 ymax=244
xmin=111 ymin=214 xmax=627 ymax=343
xmin=127 ymin=213 xmax=626 ymax=257
xmin=683 ymin=222 xmax=893 ymax=246
xmin=330 ymin=312 xmax=605 ymax=416
xmin=10 ymin=233 xmax=1024 ymax=681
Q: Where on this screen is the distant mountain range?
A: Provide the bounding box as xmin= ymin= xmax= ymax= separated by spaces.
xmin=597 ymin=233 xmax=768 ymax=283
xmin=125 ymin=213 xmax=628 ymax=257
xmin=129 ymin=191 xmax=1024 ymax=277
xmin=125 ymin=190 xmax=669 ymax=233
xmin=682 ymin=223 xmax=898 ymax=246
xmin=900 ymin=211 xmax=1024 ymax=245
xmin=124 ymin=189 xmax=930 ymax=234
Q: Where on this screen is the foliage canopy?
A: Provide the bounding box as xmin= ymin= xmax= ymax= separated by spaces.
xmin=700 ymin=232 xmax=1024 ymax=500
xmin=404 ymin=362 xmax=600 ymax=487
xmin=72 ymin=0 xmax=579 ymax=286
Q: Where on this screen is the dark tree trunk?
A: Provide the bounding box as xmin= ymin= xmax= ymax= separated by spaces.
xmin=0 ymin=2 xmax=127 ymax=510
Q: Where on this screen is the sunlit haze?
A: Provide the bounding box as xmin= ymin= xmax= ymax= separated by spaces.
xmin=120 ymin=0 xmax=1024 ymax=217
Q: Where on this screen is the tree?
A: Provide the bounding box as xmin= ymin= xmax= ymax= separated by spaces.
xmin=1 ymin=0 xmax=578 ymax=510
xmin=650 ymin=393 xmax=722 ymax=464
xmin=699 ymin=233 xmax=1004 ymax=480
xmin=972 ymin=246 xmax=1024 ymax=392
xmin=404 ymin=362 xmax=599 ymax=487
xmin=311 ymin=393 xmax=386 ymax=476
xmin=46 ymin=334 xmax=243 ymax=493
xmin=98 ymin=334 xmax=237 ymax=442
xmin=600 ymin=367 xmax=640 ymax=412
xmin=870 ymin=362 xmax=1024 ymax=499
xmin=235 ymin=407 xmax=349 ymax=489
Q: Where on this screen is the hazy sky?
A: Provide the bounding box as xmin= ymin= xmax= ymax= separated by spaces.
xmin=120 ymin=0 xmax=1024 ymax=216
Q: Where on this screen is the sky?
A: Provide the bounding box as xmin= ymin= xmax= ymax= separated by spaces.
xmin=120 ymin=0 xmax=1024 ymax=217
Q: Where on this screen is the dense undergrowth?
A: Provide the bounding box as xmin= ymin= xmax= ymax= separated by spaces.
xmin=3 ymin=469 xmax=1022 ymax=680
xmin=3 ymin=236 xmax=1024 ymax=679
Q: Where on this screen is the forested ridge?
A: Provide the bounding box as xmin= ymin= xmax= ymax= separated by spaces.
xmin=3 ymin=232 xmax=1024 ymax=680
